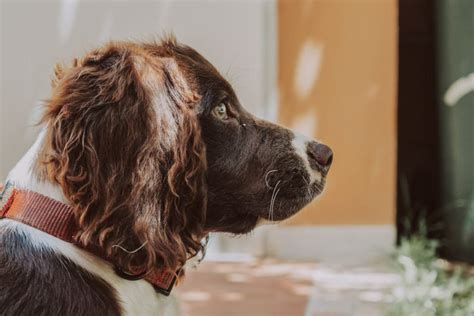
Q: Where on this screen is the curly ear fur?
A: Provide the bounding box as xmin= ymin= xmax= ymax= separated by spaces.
xmin=42 ymin=41 xmax=207 ymax=273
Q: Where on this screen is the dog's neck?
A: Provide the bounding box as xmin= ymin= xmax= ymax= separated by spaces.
xmin=6 ymin=128 xmax=68 ymax=204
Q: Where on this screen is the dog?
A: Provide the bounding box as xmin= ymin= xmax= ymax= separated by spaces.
xmin=0 ymin=37 xmax=332 ymax=316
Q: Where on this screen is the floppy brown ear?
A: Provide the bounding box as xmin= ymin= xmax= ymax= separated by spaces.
xmin=42 ymin=42 xmax=207 ymax=273
xmin=51 ymin=63 xmax=64 ymax=88
xmin=51 ymin=57 xmax=83 ymax=88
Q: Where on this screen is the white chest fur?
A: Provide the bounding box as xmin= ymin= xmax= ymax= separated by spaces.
xmin=0 ymin=219 xmax=182 ymax=316
xmin=4 ymin=130 xmax=182 ymax=316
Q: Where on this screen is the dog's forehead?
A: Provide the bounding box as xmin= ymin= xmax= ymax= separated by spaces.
xmin=175 ymin=47 xmax=231 ymax=89
xmin=171 ymin=46 xmax=241 ymax=108
xmin=143 ymin=40 xmax=239 ymax=109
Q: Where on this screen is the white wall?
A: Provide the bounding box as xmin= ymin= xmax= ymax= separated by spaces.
xmin=0 ymin=0 xmax=276 ymax=179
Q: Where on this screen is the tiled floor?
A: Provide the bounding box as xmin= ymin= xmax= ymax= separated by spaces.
xmin=176 ymin=259 xmax=399 ymax=316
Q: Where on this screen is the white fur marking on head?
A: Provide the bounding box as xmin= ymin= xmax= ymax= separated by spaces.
xmin=132 ymin=55 xmax=183 ymax=148
xmin=291 ymin=132 xmax=322 ymax=183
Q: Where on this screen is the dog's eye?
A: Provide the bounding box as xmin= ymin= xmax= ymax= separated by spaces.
xmin=212 ymin=103 xmax=228 ymax=120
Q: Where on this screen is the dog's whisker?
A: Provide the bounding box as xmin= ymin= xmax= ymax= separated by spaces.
xmin=269 ymin=180 xmax=282 ymax=221
xmin=269 ymin=182 xmax=277 ymax=220
xmin=271 ymin=187 xmax=282 ymax=222
xmin=302 ymin=177 xmax=312 ymax=197
xmin=264 ymin=170 xmax=278 ymax=189
xmin=269 ymin=183 xmax=276 ymax=220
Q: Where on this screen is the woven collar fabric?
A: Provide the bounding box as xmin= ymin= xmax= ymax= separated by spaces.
xmin=0 ymin=182 xmax=177 ymax=296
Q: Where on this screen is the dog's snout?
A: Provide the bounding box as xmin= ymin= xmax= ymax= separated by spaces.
xmin=307 ymin=142 xmax=333 ymax=168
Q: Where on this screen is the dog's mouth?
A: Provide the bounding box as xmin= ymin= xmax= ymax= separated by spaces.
xmin=257 ymin=137 xmax=333 ymax=222
xmin=259 ymin=170 xmax=328 ymax=222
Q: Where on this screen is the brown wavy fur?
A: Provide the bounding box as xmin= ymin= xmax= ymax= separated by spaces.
xmin=40 ymin=39 xmax=207 ymax=274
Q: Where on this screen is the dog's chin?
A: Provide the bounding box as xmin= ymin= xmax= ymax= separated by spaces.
xmin=208 ymin=214 xmax=260 ymax=235
xmin=259 ymin=180 xmax=325 ymax=223
xmin=206 ymin=180 xmax=326 ymax=235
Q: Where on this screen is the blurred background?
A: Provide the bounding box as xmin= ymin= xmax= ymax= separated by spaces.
xmin=0 ymin=0 xmax=472 ymax=315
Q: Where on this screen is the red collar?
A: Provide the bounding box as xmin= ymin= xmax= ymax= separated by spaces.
xmin=0 ymin=182 xmax=178 ymax=296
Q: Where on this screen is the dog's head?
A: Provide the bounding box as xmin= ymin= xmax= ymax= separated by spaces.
xmin=42 ymin=37 xmax=332 ymax=273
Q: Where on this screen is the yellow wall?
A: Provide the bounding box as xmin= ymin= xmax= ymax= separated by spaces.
xmin=278 ymin=0 xmax=398 ymax=225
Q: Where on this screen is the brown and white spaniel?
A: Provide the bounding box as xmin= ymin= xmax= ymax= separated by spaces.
xmin=0 ymin=37 xmax=332 ymax=316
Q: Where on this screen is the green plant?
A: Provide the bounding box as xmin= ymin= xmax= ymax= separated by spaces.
xmin=388 ymin=234 xmax=474 ymax=316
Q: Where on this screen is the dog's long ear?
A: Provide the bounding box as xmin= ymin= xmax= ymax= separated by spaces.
xmin=42 ymin=42 xmax=207 ymax=273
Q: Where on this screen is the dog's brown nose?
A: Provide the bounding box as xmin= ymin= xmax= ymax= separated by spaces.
xmin=307 ymin=142 xmax=333 ymax=168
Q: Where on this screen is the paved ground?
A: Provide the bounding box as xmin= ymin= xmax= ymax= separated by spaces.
xmin=175 ymin=259 xmax=399 ymax=316
xmin=304 ymin=262 xmax=397 ymax=316
xmin=176 ymin=259 xmax=316 ymax=316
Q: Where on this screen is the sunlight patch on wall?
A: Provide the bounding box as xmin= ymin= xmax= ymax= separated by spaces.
xmin=290 ymin=108 xmax=318 ymax=137
xmin=293 ymin=40 xmax=323 ymax=100
xmin=58 ymin=0 xmax=79 ymax=43
xmin=299 ymin=0 xmax=314 ymax=20
xmin=367 ymin=83 xmax=380 ymax=99
xmin=98 ymin=15 xmax=114 ymax=43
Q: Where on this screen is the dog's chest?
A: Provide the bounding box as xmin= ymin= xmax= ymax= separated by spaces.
xmin=1 ymin=220 xmax=181 ymax=316
xmin=110 ymin=278 xmax=181 ymax=316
